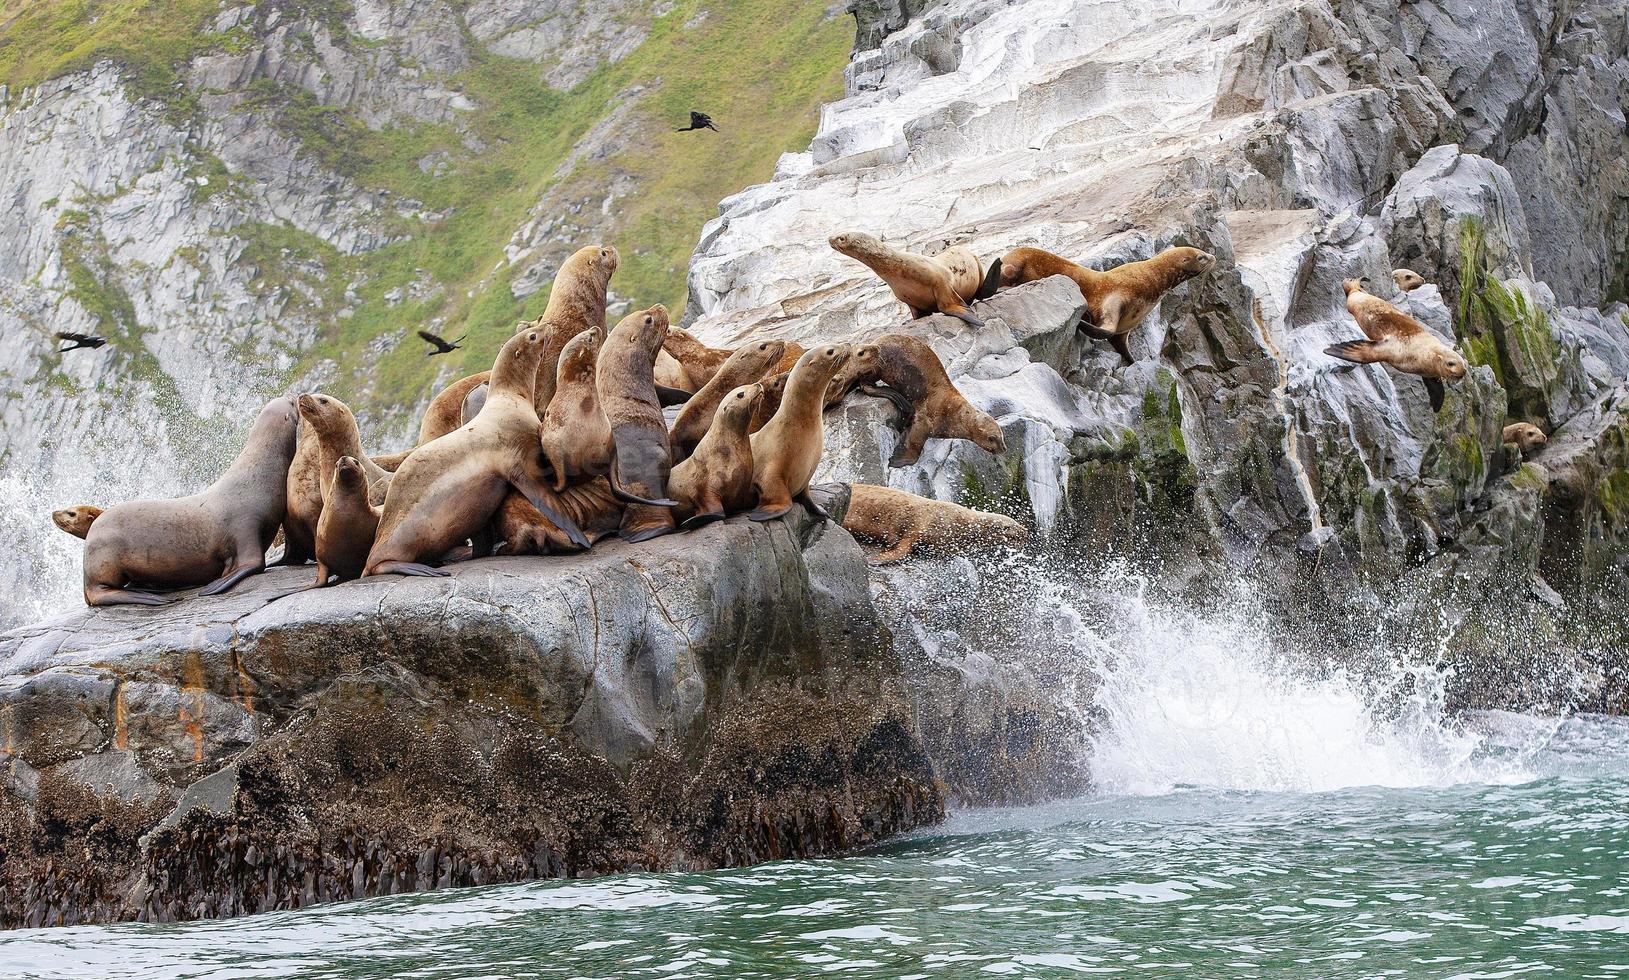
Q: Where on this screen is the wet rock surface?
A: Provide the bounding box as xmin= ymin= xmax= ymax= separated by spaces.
xmin=0 ymin=510 xmax=949 ymax=928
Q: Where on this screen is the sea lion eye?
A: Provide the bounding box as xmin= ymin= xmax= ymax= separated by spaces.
xmin=645 ymin=316 xmax=654 ymax=326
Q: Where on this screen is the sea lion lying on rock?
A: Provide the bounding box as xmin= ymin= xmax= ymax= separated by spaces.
xmin=81 ymin=397 xmax=299 ymax=605
xmin=1326 ymin=278 xmax=1469 ymax=411
xmin=493 ymin=478 xmax=624 ymax=555
xmin=51 ymin=505 xmax=102 ymax=539
xmin=829 ymin=232 xmax=999 ymax=328
xmin=996 ymin=244 xmax=1217 ymax=365
xmin=841 ymin=483 xmax=1028 ymax=564
xmin=1503 ymin=422 xmax=1547 ymax=456
xmin=365 ymin=330 xmax=587 ymax=577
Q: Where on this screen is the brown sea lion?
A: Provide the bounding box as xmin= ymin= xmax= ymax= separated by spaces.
xmin=539 ymin=325 xmax=613 ymax=490
xmin=52 ymin=505 xmax=103 ymax=539
xmin=414 ymin=244 xmax=622 ymax=445
xmin=837 ymin=334 xmax=1004 ymax=467
xmin=1326 ymin=278 xmax=1469 ymax=411
xmin=81 ymin=397 xmax=299 ymax=606
xmin=748 ymin=371 xmax=789 ymax=433
xmin=364 ymin=330 xmax=587 ymax=577
xmin=829 ymin=232 xmax=998 ymax=328
xmin=1503 ymin=422 xmax=1547 ymax=456
xmin=772 ymin=342 xmax=805 ymax=375
xmin=670 ymin=338 xmax=786 ymax=463
xmin=313 ymin=456 xmax=381 ymax=585
xmin=597 ymin=304 xmax=680 ymax=542
xmin=493 ymin=479 xmax=624 ymax=555
xmin=841 ymin=484 xmax=1028 ymax=564
xmin=671 ymin=383 xmax=764 ymax=527
xmin=997 ymin=245 xmax=1218 ymax=365
xmin=660 ymin=326 xmax=734 ymax=392
xmin=822 ymin=342 xmax=884 ymax=409
xmin=1393 ymin=268 xmax=1427 ymax=292
xmin=749 ymin=344 xmax=851 ymax=521
xmin=282 ymin=393 xmax=391 ymax=566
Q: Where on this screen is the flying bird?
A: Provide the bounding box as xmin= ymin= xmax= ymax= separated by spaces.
xmin=417 ymin=330 xmax=466 ymax=356
xmin=55 ymin=331 xmax=107 ymax=352
xmin=676 ymin=111 xmax=718 ymax=133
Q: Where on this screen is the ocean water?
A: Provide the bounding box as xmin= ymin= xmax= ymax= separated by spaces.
xmin=3 ymin=557 xmax=1624 ymax=979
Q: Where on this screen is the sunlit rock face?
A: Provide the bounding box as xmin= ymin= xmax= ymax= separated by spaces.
xmin=685 ymin=0 xmax=1629 ymax=635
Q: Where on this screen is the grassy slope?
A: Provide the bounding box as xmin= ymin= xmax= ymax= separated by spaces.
xmin=2 ymin=0 xmax=850 ymax=414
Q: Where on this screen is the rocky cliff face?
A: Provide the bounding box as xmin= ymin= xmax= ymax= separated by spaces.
xmin=0 ymin=0 xmax=850 ymax=628
xmin=686 ymin=0 xmax=1629 ymax=694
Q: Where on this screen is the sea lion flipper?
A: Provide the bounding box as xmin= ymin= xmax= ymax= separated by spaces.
xmin=861 ymin=383 xmax=915 ymax=420
xmin=198 ymin=563 xmax=265 ymax=597
xmin=748 ymin=505 xmax=793 ymax=522
xmin=868 ymin=536 xmax=917 ymax=564
xmin=608 ymin=453 xmax=679 ymax=508
xmin=370 ymin=561 xmax=451 ymax=578
xmin=681 ymin=511 xmax=726 ymax=529
xmin=944 ymin=305 xmax=985 ymax=329
xmin=1324 ymin=340 xmax=1382 ymax=364
xmin=1108 ymin=334 xmax=1133 ymax=366
xmin=888 ymin=422 xmax=930 ymax=468
xmin=511 ymin=465 xmax=593 ymax=549
xmin=1424 ymin=377 xmax=1446 ymax=412
xmin=85 ymin=585 xmax=171 ymax=607
xmin=655 ymin=384 xmax=693 ymax=407
xmin=976 ymin=258 xmax=1003 ymax=300
xmin=795 ymin=490 xmax=832 ymax=521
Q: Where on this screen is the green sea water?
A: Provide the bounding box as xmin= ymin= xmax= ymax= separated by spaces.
xmin=2 ymin=711 xmax=1624 ymax=979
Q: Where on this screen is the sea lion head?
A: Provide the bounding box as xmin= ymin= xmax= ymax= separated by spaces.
xmin=1434 ymin=343 xmax=1469 ymax=381
xmin=828 ymin=231 xmax=883 ymax=260
xmin=719 ymin=383 xmax=764 ymax=426
xmin=1342 ymin=277 xmax=1369 ymax=297
xmin=257 ymin=396 xmax=301 ymax=457
xmin=569 ymin=243 xmax=619 ymax=281
xmin=560 ymin=325 xmax=604 ymax=378
xmin=811 ymin=343 xmax=852 ymax=374
xmin=333 ymin=455 xmax=367 ymax=488
xmin=977 ymin=512 xmax=1029 ymax=547
xmin=962 ymin=405 xmax=1007 ymax=455
xmin=1392 ymin=268 xmax=1426 ymax=292
xmin=52 ymin=505 xmax=103 ymax=538
xmin=1169 ymin=246 xmax=1217 ymax=276
xmin=296 ymin=392 xmax=355 ymax=438
xmin=829 ymin=342 xmax=882 ymax=396
xmin=1503 ymin=422 xmax=1547 ymax=454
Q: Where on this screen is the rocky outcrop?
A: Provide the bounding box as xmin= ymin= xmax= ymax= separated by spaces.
xmin=0 ymin=510 xmax=945 ymax=928
xmin=685 ymin=0 xmax=1629 ymax=673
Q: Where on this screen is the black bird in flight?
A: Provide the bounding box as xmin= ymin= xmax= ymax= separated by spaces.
xmin=677 ymin=111 xmax=719 ymax=133
xmin=55 ymin=331 xmax=107 ymax=352
xmin=417 ymin=330 xmax=466 ymax=356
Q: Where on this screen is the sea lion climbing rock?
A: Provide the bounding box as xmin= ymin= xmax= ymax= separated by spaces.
xmin=51 ymin=505 xmax=103 ymax=539
xmin=750 ymin=344 xmax=851 ymax=521
xmin=365 ymin=330 xmax=588 ymax=577
xmin=845 ymin=333 xmax=1005 ymax=467
xmin=996 ymin=244 xmax=1217 ymax=365
xmin=840 ymin=484 xmax=1027 ymax=564
xmin=314 ymin=456 xmax=382 ymax=585
xmin=597 ymin=304 xmax=680 ymax=542
xmin=829 ymin=232 xmax=998 ymax=328
xmin=671 ymin=383 xmax=764 ymax=527
xmin=540 ymin=326 xmax=614 ymax=489
xmin=1326 ymin=278 xmax=1469 ymax=411
xmin=670 ymin=338 xmax=786 ymax=463
xmin=80 ymin=397 xmax=299 ymax=606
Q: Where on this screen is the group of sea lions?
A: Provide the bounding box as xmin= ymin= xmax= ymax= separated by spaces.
xmin=52 ymin=230 xmax=1549 ymax=607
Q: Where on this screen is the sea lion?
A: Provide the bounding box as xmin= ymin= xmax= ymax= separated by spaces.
xmin=1393 ymin=268 xmax=1427 ymax=292
xmin=415 ymin=244 xmax=622 ymax=445
xmin=1326 ymin=278 xmax=1469 ymax=411
xmin=661 ymin=326 xmax=734 ymax=392
xmin=81 ymin=397 xmax=299 ymax=605
xmin=670 ymin=383 xmax=763 ymax=527
xmin=51 ymin=505 xmax=103 ymax=539
xmin=670 ymin=338 xmax=786 ymax=463
xmin=772 ymin=342 xmax=805 ymax=375
xmin=748 ymin=371 xmax=789 ymax=433
xmin=282 ymin=394 xmax=392 ymax=567
xmin=313 ymin=456 xmax=381 ymax=585
xmin=822 ymin=342 xmax=884 ymax=409
xmin=749 ymin=344 xmax=851 ymax=521
xmin=493 ymin=479 xmax=624 ymax=555
xmin=997 ymin=245 xmax=1218 ymax=365
xmin=365 ymin=330 xmax=587 ymax=577
xmin=597 ymin=304 xmax=680 ymax=542
xmin=836 ymin=333 xmax=1004 ymax=467
xmin=841 ymin=483 xmax=1028 ymax=564
xmin=829 ymin=232 xmax=999 ymax=328
xmin=1503 ymin=422 xmax=1547 ymax=456
xmin=539 ymin=325 xmax=613 ymax=490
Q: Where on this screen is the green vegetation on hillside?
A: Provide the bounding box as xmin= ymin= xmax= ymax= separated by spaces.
xmin=3 ymin=0 xmax=851 ymax=414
